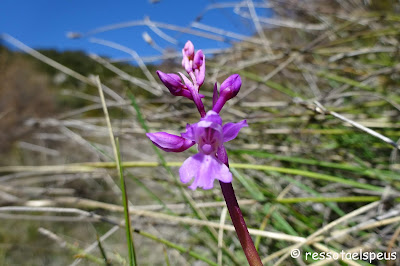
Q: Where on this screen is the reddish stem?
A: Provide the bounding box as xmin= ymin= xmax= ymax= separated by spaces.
xmin=219 ymin=182 xmax=263 ymax=266
xmin=217 ymin=146 xmax=262 ymax=265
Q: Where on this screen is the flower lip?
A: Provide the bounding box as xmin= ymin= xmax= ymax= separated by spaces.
xmin=179 ymin=153 xmax=232 ymax=190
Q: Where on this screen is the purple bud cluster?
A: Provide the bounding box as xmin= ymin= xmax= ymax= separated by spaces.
xmin=156 ymin=40 xmax=241 ymax=117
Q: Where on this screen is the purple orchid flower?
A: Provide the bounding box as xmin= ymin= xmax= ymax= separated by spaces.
xmin=146 ymin=111 xmax=247 ymax=190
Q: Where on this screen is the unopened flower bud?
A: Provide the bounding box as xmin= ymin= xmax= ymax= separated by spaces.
xmin=157 ymin=70 xmax=205 ymax=100
xmin=193 ymin=50 xmax=205 ymax=87
xmin=156 ymin=71 xmax=182 ymax=95
xmin=182 ymin=41 xmax=194 ymax=58
xmin=193 ymin=50 xmax=204 ymax=69
xmin=212 ymin=74 xmax=242 ymax=113
xmin=220 ymin=74 xmax=241 ymax=100
xmin=182 ymin=41 xmax=195 ymax=73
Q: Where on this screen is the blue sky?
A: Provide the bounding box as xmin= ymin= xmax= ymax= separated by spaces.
xmin=1 ymin=0 xmax=271 ymax=62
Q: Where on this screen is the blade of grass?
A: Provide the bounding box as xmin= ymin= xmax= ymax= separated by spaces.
xmin=96 ymin=234 xmax=111 ymax=266
xmin=116 ymin=138 xmax=137 ymax=266
xmin=230 ymin=168 xmax=265 ymax=201
xmin=317 ymin=71 xmax=376 ymax=91
xmin=233 ymin=163 xmax=384 ymax=192
xmin=96 ymin=76 xmax=136 ymax=266
xmin=274 ymin=173 xmax=346 ymax=216
xmin=162 ymin=246 xmax=171 ymax=266
xmin=262 ymin=203 xmax=298 ymax=237
xmin=231 ymin=149 xmax=397 ymax=181
xmin=275 ymin=196 xmax=397 ymax=203
xmin=128 ymin=172 xmax=169 ymax=210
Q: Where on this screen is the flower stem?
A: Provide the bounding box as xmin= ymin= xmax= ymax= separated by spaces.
xmin=217 ymin=146 xmax=262 ymax=265
xmin=212 ymin=95 xmax=226 ymax=114
xmin=219 ymin=181 xmax=263 ymax=266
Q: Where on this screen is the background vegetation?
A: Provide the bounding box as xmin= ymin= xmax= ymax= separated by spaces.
xmin=0 ymin=0 xmax=399 ymax=265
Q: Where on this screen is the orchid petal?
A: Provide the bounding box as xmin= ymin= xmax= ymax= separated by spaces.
xmin=180 ymin=90 xmax=194 ymax=99
xmin=182 ymin=56 xmax=192 ymax=73
xmin=179 ymin=153 xmax=232 ymax=190
xmin=217 ymin=145 xmax=229 ymax=165
xmin=146 ymin=132 xmax=194 ymax=152
xmin=222 ymin=120 xmax=248 ymax=143
xmin=201 ymin=110 xmax=222 ymax=125
xmin=181 ymin=123 xmax=196 ymax=141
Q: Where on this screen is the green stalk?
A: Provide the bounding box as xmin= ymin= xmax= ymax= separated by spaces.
xmin=96 ymin=234 xmax=111 ymax=266
xmin=232 ymin=163 xmax=383 ymax=191
xmin=96 ymin=76 xmax=136 ymax=265
xmin=232 ymin=150 xmax=397 ymax=181
xmin=275 ymin=196 xmax=400 ymax=203
xmin=116 ymin=138 xmax=137 ymax=266
xmin=317 ymin=71 xmax=376 ymax=91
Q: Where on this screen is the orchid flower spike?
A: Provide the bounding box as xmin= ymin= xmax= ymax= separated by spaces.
xmin=146 ymin=111 xmax=247 ymax=190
